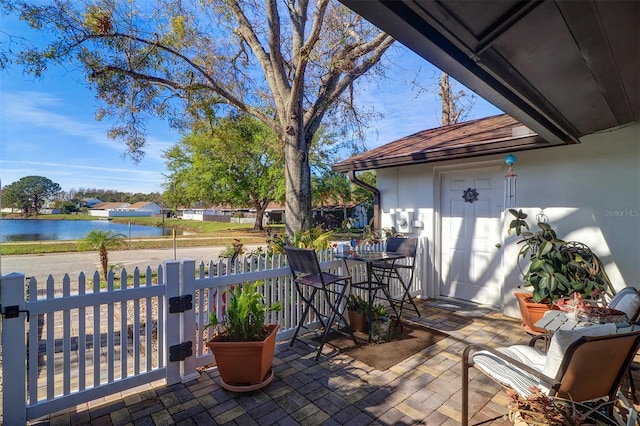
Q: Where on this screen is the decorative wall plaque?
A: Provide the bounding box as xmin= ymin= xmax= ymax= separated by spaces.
xmin=463 ymin=188 xmax=479 ymax=203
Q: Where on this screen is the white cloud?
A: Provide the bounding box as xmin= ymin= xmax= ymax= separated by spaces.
xmin=1 ymin=91 xmax=115 ymax=147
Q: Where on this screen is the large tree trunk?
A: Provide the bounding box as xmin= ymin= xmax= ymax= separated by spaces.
xmin=284 ymin=137 xmax=312 ymax=236
xmin=253 ymin=203 xmax=267 ymax=231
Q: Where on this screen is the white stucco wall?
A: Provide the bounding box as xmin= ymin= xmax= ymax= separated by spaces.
xmin=377 ymin=123 xmax=640 ymax=319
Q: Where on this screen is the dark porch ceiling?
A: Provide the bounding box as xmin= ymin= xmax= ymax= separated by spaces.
xmin=339 ymin=0 xmax=639 ymax=146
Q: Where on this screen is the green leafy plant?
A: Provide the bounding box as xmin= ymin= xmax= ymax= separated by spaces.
xmin=372 ymin=303 xmax=389 ymax=320
xmin=370 ymin=303 xmax=393 ymax=343
xmin=360 ymin=218 xmax=401 ymax=245
xmin=205 ymin=282 xmax=281 ymax=342
xmin=347 ymin=295 xmax=368 ymax=314
xmin=267 ymin=226 xmax=333 ymax=254
xmin=508 ymin=209 xmax=607 ymax=304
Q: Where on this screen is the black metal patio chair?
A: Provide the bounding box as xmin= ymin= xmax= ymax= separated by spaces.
xmin=284 ymin=246 xmax=357 ymax=360
xmin=371 ymin=237 xmax=420 ymax=318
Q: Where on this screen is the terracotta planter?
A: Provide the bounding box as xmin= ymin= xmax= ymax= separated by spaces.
xmin=514 ymin=292 xmax=555 ymax=334
xmin=206 ymin=324 xmax=278 ymax=391
xmin=348 ymin=309 xmax=368 ymax=333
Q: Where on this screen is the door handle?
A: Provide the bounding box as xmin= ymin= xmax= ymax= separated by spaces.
xmin=495 ymin=243 xmax=502 ymax=248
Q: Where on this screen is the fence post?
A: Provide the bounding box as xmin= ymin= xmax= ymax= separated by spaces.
xmin=180 ymin=259 xmax=199 ymax=382
xmin=1 ymin=273 xmax=27 ymax=425
xmin=164 ymin=261 xmax=182 ymax=385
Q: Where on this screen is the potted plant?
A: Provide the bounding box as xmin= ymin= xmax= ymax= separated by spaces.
xmin=205 ymin=282 xmax=281 ymax=391
xmin=346 ymin=294 xmax=369 ymax=333
xmin=508 ymin=209 xmax=608 ymax=333
xmin=370 ymin=303 xmax=394 ymax=343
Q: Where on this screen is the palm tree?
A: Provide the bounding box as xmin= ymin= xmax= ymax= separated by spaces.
xmin=78 ymin=229 xmax=127 ymax=280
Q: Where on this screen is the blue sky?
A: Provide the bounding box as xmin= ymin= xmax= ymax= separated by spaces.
xmin=1 ymin=13 xmax=502 ymax=195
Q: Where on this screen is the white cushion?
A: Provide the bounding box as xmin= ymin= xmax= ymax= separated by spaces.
xmin=610 ymin=287 xmax=640 ymax=320
xmin=543 ymin=323 xmax=617 ymax=379
xmin=473 ymin=345 xmax=548 ymax=397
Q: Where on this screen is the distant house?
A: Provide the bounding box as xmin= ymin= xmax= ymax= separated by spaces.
xmin=88 ymin=201 xmax=162 ymax=218
xmin=81 ymin=198 xmax=103 ymax=208
xmin=178 ymin=205 xmax=229 ymax=221
xmin=128 ymin=202 xmax=162 ymax=215
xmin=177 ymin=202 xmax=286 ymax=226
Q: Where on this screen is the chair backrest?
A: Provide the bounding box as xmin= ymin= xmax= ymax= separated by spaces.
xmin=284 ymin=246 xmax=322 ymax=276
xmin=385 ymin=237 xmax=418 ymax=258
xmin=609 ymin=286 xmax=640 ymax=321
xmin=554 ymin=330 xmax=640 ymax=402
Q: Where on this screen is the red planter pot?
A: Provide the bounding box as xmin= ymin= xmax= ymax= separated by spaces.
xmin=514 ymin=292 xmax=556 ymax=334
xmin=348 ymin=309 xmax=368 ymax=333
xmin=206 ymin=324 xmax=278 ymax=391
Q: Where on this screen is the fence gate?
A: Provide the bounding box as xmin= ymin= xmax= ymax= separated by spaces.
xmin=0 ymin=261 xmax=199 ymax=425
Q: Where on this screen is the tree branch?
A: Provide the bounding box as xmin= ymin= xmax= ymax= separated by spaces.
xmin=230 ymin=0 xmax=289 ymax=124
xmin=304 ymin=32 xmax=394 ymax=136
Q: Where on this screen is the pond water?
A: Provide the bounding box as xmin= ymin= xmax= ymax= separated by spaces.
xmin=0 ymin=219 xmax=182 ymax=242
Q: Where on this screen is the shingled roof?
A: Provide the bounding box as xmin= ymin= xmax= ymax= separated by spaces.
xmin=332 ymin=114 xmax=549 ymax=172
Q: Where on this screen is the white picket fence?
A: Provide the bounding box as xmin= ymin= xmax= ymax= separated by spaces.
xmin=1 ymin=245 xmax=417 ymax=424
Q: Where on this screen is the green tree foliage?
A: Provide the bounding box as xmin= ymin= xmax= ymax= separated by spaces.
xmin=2 ymin=175 xmax=61 ymax=215
xmin=57 ymin=201 xmax=79 ymax=214
xmin=163 ymin=114 xmax=284 ymax=230
xmin=70 ymin=189 xmax=165 ymax=205
xmin=267 ymin=225 xmax=333 ymax=255
xmin=78 ymin=229 xmax=126 ymax=281
xmin=4 ymin=0 xmax=394 ymax=235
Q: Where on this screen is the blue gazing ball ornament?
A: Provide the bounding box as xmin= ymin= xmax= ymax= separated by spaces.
xmin=504 ymin=154 xmax=517 ymax=166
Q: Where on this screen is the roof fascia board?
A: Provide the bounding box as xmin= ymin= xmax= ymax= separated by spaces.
xmin=332 ymin=135 xmax=548 ymax=172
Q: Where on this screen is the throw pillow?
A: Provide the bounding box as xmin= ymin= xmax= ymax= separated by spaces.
xmin=543 ymin=323 xmax=617 ymax=379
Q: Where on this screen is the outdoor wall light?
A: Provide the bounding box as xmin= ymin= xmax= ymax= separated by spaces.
xmin=504 ymin=154 xmax=517 ymax=208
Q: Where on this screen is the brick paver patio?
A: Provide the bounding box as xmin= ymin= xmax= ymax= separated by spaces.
xmin=21 ymin=299 xmax=640 ymax=425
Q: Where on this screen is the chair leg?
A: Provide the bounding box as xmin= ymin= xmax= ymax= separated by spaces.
xmin=327 ymin=282 xmax=357 ymax=343
xmin=374 ymin=267 xmax=421 ymax=320
xmin=628 ymin=368 xmax=638 ymax=404
xmin=461 ymin=346 xmax=474 ymax=426
xmin=396 ymin=274 xmax=421 ymax=318
xmin=380 ymin=285 xmax=403 ymax=333
xmin=289 ymin=286 xmax=321 ymax=348
xmin=313 ymin=283 xmax=356 ymax=360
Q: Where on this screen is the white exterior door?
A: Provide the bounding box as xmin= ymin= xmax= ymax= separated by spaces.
xmin=440 ymin=168 xmax=503 ymax=307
